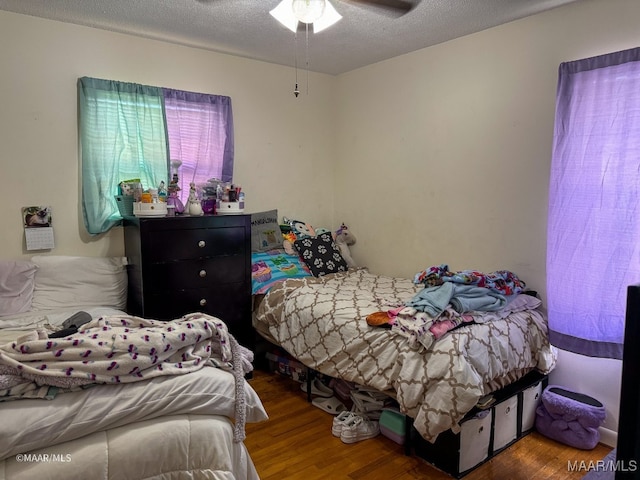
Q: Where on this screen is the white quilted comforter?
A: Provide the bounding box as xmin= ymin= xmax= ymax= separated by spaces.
xmin=0 ymin=414 xmax=258 ymax=480
xmin=255 ymin=269 xmax=557 ymax=443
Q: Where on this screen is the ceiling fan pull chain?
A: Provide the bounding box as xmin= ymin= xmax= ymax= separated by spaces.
xmin=294 ymin=32 xmax=300 ymax=97
xmin=305 ymin=22 xmax=310 ymax=95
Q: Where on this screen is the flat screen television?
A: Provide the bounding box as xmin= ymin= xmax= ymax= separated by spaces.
xmin=616 ymin=284 xmax=640 ymax=479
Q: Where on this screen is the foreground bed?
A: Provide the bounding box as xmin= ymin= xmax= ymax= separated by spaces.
xmin=253 ymin=268 xmax=556 ymax=443
xmin=0 ymin=256 xmax=267 ymax=480
xmin=0 ymin=365 xmax=266 ymax=479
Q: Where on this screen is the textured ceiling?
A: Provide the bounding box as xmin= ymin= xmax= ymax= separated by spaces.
xmin=0 ymin=0 xmax=580 ymax=75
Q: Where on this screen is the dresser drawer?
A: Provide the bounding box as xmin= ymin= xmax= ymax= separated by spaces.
xmin=145 ymin=257 xmax=246 ymax=291
xmin=144 ymin=284 xmax=250 ymax=347
xmin=146 ymin=227 xmax=246 ymax=262
xmin=145 ymin=283 xmax=248 ymax=321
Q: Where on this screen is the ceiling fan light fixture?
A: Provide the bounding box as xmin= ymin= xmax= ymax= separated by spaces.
xmin=270 ymin=0 xmax=342 ymax=33
xmin=269 ymin=1 xmax=299 ymax=33
xmin=292 ymin=0 xmax=325 ymax=24
xmin=312 ymin=1 xmax=342 ymax=33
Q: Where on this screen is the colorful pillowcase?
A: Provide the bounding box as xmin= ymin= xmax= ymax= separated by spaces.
xmin=294 ymin=232 xmax=349 ymax=277
xmin=251 ymin=249 xmax=312 ymax=294
xmin=251 ymin=210 xmax=282 ymax=252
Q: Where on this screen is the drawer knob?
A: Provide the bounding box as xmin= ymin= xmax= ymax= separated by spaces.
xmin=200 ymin=298 xmax=207 ymax=306
xmin=199 ymin=270 xmax=207 ymax=278
xmin=198 ymin=240 xmax=206 ymax=248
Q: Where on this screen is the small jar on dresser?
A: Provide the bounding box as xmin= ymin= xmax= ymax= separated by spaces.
xmin=122 ymin=214 xmax=253 ymax=350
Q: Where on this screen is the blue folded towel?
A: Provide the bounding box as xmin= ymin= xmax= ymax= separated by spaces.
xmin=406 ymin=283 xmax=508 ymax=316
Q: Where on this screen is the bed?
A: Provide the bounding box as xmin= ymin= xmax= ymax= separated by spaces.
xmin=0 ymin=255 xmax=268 ymax=480
xmin=252 ymin=265 xmax=557 ymax=444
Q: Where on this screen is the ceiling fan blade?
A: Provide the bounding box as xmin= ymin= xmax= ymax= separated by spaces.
xmin=341 ymin=0 xmax=416 ymax=15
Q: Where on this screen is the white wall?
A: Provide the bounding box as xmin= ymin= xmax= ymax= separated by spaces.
xmin=0 ymin=11 xmax=337 ymax=259
xmin=334 ymin=0 xmax=640 ymax=445
xmin=2 ymin=0 xmax=638 ymax=446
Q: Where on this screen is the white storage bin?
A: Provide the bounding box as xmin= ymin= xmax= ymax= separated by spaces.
xmin=411 ymin=409 xmax=492 ymax=477
xmin=493 ymin=395 xmax=518 ymax=451
xmin=410 ymin=371 xmax=548 ymax=478
xmin=458 ymin=410 xmax=492 ymax=473
xmin=520 ymin=381 xmax=544 ymax=433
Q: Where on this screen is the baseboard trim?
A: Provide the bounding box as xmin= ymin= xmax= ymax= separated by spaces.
xmin=599 ymin=426 xmax=617 ymax=448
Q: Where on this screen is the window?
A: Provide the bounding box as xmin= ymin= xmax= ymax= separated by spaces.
xmin=163 ymin=88 xmax=234 ymax=201
xmin=78 ymin=77 xmax=234 ymax=235
xmin=546 ymin=47 xmax=640 ymax=359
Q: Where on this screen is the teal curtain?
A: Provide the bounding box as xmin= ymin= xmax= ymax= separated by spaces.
xmin=78 ymin=77 xmax=169 ymax=234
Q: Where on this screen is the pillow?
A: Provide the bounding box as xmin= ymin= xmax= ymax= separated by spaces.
xmin=294 ymin=232 xmax=349 ymax=277
xmin=251 ymin=210 xmax=282 ymax=252
xmin=31 ymin=256 xmax=127 ymax=311
xmin=0 ymin=261 xmax=38 ymax=316
xmin=251 ymin=249 xmax=312 ymax=294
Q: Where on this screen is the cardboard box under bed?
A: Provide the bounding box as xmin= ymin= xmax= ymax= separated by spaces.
xmin=265 ymin=349 xmax=309 ymax=383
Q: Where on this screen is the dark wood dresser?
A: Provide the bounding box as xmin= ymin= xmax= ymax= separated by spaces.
xmin=123 ymin=214 xmax=253 ymax=350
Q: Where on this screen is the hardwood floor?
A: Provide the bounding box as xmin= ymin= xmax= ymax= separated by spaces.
xmin=245 ymin=369 xmax=613 ymax=480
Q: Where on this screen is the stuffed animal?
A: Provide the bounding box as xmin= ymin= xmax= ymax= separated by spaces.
xmin=291 ymin=219 xmax=316 ymax=238
xmin=282 ymin=231 xmax=297 ymax=255
xmin=282 ymin=217 xmax=320 ymax=254
xmin=334 ymin=223 xmax=357 ymax=267
xmin=281 ymin=218 xmax=356 ymax=267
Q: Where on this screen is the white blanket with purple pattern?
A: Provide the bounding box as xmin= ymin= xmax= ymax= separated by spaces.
xmin=0 ymin=312 xmax=250 ymax=395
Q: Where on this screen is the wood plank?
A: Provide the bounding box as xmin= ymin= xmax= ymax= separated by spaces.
xmin=245 ymin=369 xmax=612 ymax=479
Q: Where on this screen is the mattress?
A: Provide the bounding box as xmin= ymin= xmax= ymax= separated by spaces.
xmin=0 ymin=414 xmax=259 ymax=480
xmin=0 ymin=365 xmax=267 ymax=460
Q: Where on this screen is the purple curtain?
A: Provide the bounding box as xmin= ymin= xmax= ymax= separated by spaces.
xmin=547 ymin=47 xmax=640 ymax=359
xmin=163 ymin=89 xmax=234 ymax=202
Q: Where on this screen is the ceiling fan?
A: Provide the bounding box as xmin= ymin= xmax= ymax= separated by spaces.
xmin=268 ymin=0 xmax=418 ymax=34
xmin=192 ymin=0 xmax=419 ymax=95
xmin=197 ymin=0 xmax=417 ymax=20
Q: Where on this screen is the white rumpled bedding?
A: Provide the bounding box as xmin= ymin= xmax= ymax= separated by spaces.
xmin=0 ymin=307 xmax=125 ymax=342
xmin=0 ymin=308 xmax=268 ymax=480
xmin=255 ymin=268 xmax=557 ymax=443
